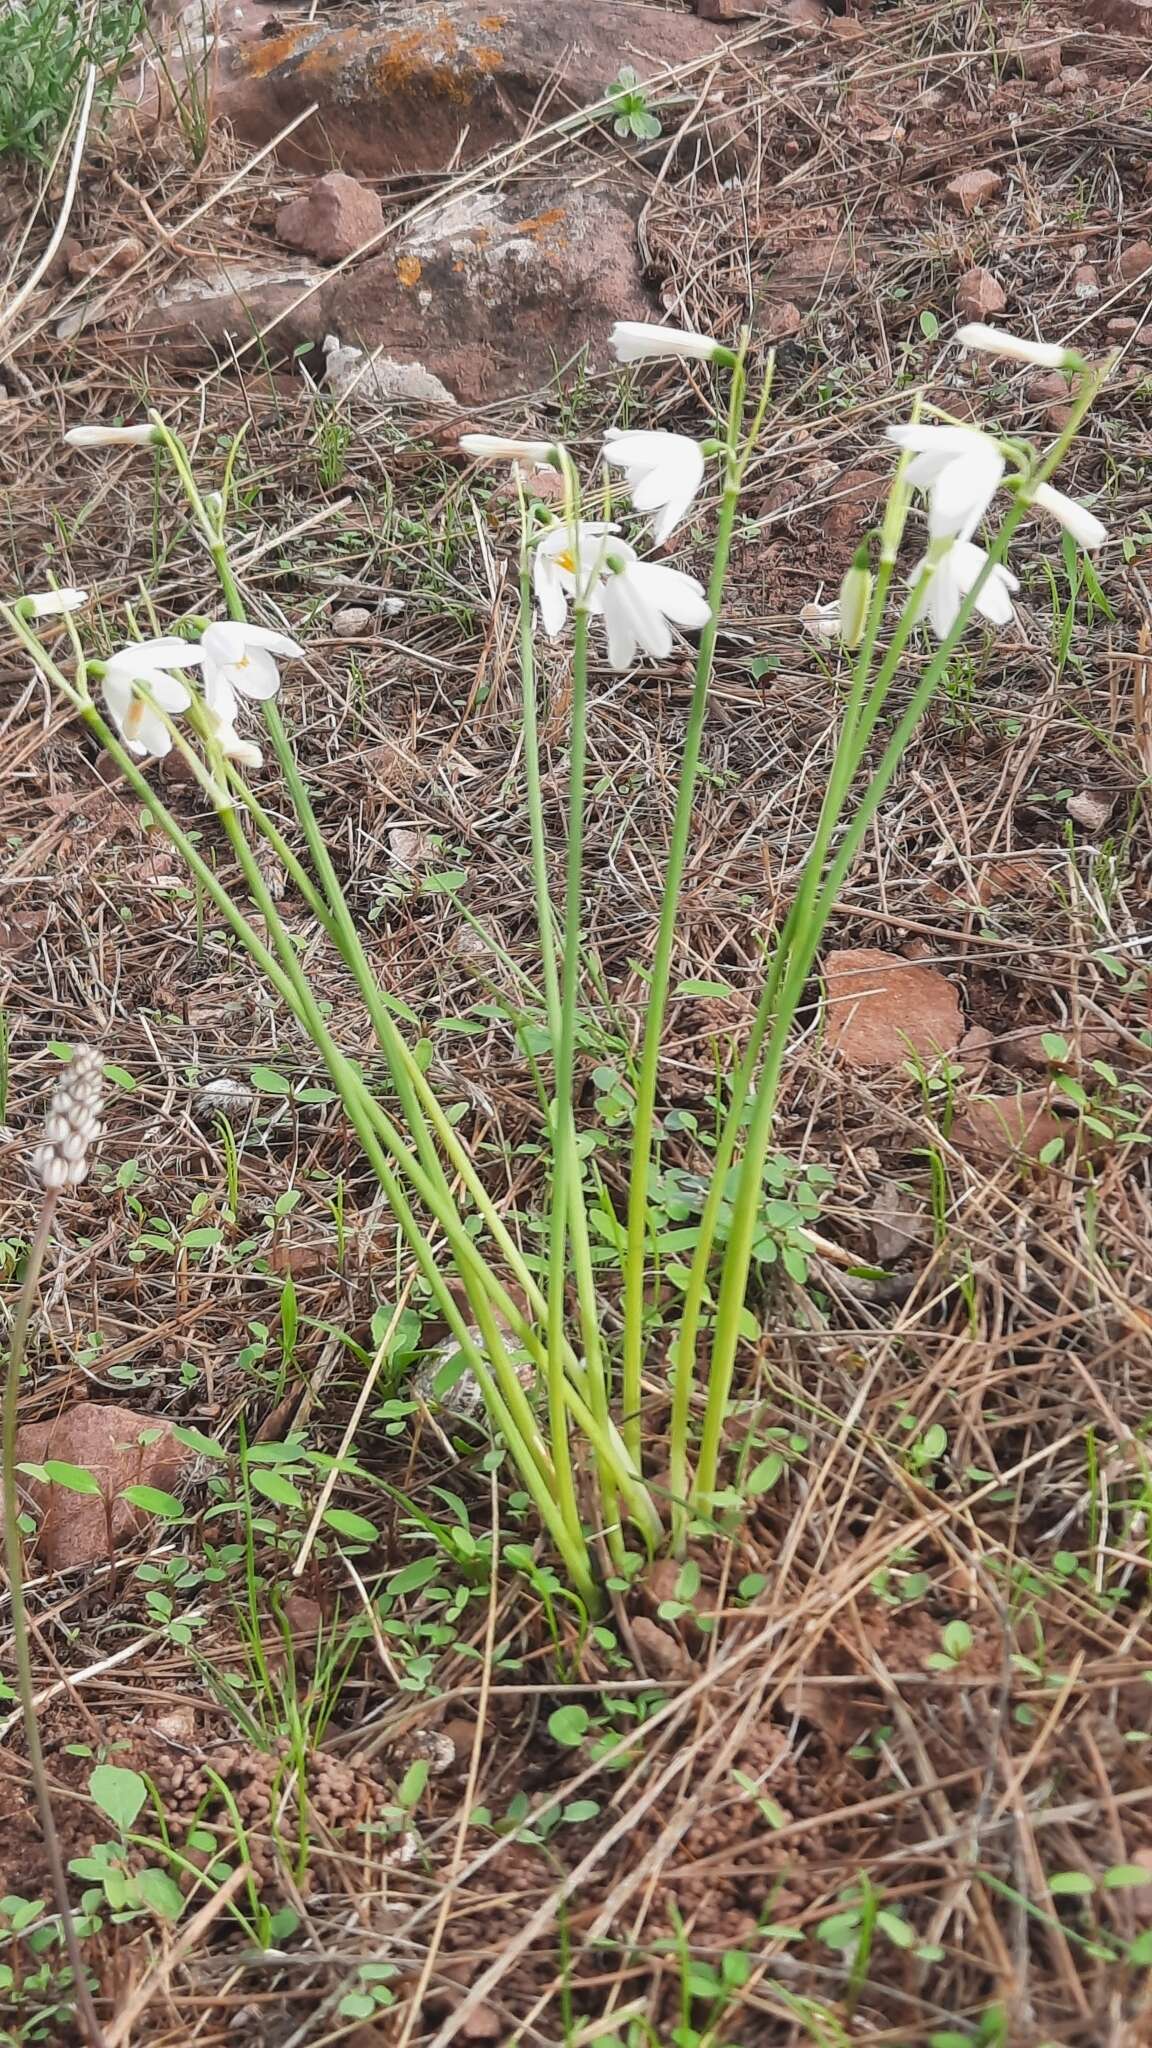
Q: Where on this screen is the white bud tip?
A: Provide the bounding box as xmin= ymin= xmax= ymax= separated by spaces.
xmin=22 ymin=588 xmax=89 ymax=619
xmin=609 ymin=321 xmax=726 ymax=365
xmin=64 ymin=422 xmax=159 ymax=449
xmin=955 ymin=324 xmax=1073 ymax=370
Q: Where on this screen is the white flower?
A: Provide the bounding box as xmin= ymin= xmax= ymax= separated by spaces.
xmin=599 ymin=550 xmax=711 ymax=669
xmin=532 ymin=522 xmax=617 ymax=637
xmin=602 ymin=429 xmax=705 ymax=544
xmin=19 ymin=588 xmax=88 ymax=619
xmin=800 ymin=600 xmax=841 ymax=642
xmin=887 ymin=423 xmax=1005 ymax=540
xmin=198 ymin=621 xmax=305 ymax=725
xmin=102 ymin=638 xmax=199 ymax=757
xmin=909 ymin=540 xmax=1019 ymax=639
xmin=64 ymin=423 xmax=159 ymax=448
xmin=955 ymin=324 xmax=1072 ymax=370
xmin=458 ymin=434 xmax=558 ymax=465
xmin=210 ymin=718 xmax=263 ymax=769
xmin=609 ymin=321 xmax=725 ymax=365
xmin=1028 ymin=481 xmax=1107 ymax=551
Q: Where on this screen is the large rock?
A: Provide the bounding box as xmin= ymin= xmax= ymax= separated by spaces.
xmin=216 ymin=0 xmax=730 ymax=176
xmin=129 ymin=181 xmax=653 ymax=400
xmin=1087 ymin=0 xmax=1152 ymax=27
xmin=823 ymin=948 xmax=964 ymax=1071
xmin=11 ymin=1404 xmax=189 ymax=1571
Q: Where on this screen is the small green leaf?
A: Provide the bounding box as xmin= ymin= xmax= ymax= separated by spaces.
xmin=941 ymin=1619 xmax=972 ymax=1661
xmin=324 ymin=1507 xmax=379 ymax=1543
xmin=1049 ymin=1870 xmax=1095 ymax=1897
xmin=102 ymin=1063 xmax=136 ymax=1092
xmin=41 ymin=1460 xmax=102 ymax=1495
xmin=134 ymin=1868 xmax=185 ymax=1919
xmin=388 ymin=1556 xmax=441 ymax=1597
xmin=249 ymin=1470 xmax=304 ymax=1511
xmin=548 ymin=1704 xmax=590 ymax=1747
xmin=1104 ymin=1863 xmax=1152 ymax=1890
xmin=919 ymin=1423 xmax=948 ymax=1460
xmin=120 ymin=1485 xmax=185 ymax=1520
xmin=89 ymin=1764 xmax=147 ymax=1831
xmin=919 ymin=309 xmax=940 ymax=339
xmin=249 ymin=1064 xmax=292 ymax=1096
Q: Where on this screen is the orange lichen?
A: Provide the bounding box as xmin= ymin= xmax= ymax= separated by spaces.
xmin=509 ymin=207 xmax=568 ymax=242
xmin=478 ymin=13 xmax=507 ymax=27
xmin=396 ymin=255 xmax=423 ymax=288
xmin=373 ymin=20 xmax=470 ymax=99
xmin=239 ymin=25 xmax=319 ymax=76
xmin=472 ymin=45 xmax=503 ymax=70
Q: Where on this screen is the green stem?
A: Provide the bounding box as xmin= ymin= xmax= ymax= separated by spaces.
xmin=692 ymin=368 xmax=1106 ymax=1509
xmin=620 ymin=349 xmax=751 ymax=1463
xmin=3 ymin=1195 xmax=107 ymax=2047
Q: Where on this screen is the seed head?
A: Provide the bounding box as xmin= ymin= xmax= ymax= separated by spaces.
xmin=31 ymin=1046 xmax=104 ymax=1190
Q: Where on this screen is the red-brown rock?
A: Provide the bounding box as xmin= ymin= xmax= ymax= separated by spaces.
xmin=762 ymin=238 xmax=865 ymax=307
xmin=951 ymin=1088 xmax=1068 ymax=1164
xmin=1087 ymin=0 xmax=1152 ymax=29
xmin=216 ymin=0 xmax=728 ymax=176
xmin=784 ymin=0 xmax=828 ymax=22
xmin=275 ymin=172 xmax=384 ymax=264
xmin=823 ymin=949 xmax=964 ymax=1070
xmin=10 ymin=1404 xmax=189 ymax=1571
xmin=1118 ymin=239 xmax=1152 ymax=284
xmin=823 ymin=469 xmax=887 ymax=539
xmin=944 ymin=168 xmax=1003 ymax=215
xmin=955 ymin=267 xmax=1006 ymax=321
xmin=1071 ymin=263 xmax=1100 ymax=299
xmin=1003 ymin=36 xmax=1063 ymax=81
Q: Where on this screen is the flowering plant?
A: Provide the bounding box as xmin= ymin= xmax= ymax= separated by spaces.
xmin=6 ymin=320 xmax=1110 ymax=1599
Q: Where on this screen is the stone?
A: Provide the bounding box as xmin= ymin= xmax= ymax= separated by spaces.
xmin=1003 ymin=37 xmax=1063 ymax=81
xmin=1071 ymin=263 xmax=1100 ymax=299
xmin=10 ymin=1404 xmax=189 ymax=1571
xmin=762 ymin=238 xmax=864 ymax=307
xmin=1067 ymin=790 xmax=1112 ymax=831
xmin=944 ymin=168 xmax=1003 ymax=215
xmin=1106 ymin=316 xmax=1140 ymax=340
xmin=823 ymin=469 xmax=886 ymax=539
xmin=216 ymin=0 xmax=729 ymax=177
xmin=331 ymin=606 xmax=373 ymax=638
xmin=823 ymin=948 xmax=964 ymax=1070
xmin=763 ymin=298 xmax=803 ymax=341
xmin=1117 ymin=239 xmax=1152 ymax=284
xmin=275 ymin=171 xmax=384 ymax=264
xmin=67 ymin=235 xmax=144 ymax=280
xmin=1087 ymin=0 xmax=1152 ymax=28
xmin=785 ymin=0 xmax=828 ymax=21
xmin=125 ymin=181 xmax=652 ymax=400
xmin=955 ymin=267 xmax=1006 ymax=321
xmin=952 ymin=1088 xmax=1068 ymax=1164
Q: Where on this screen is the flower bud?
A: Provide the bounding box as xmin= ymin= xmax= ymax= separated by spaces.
xmin=837 ymin=558 xmax=873 ymax=648
xmin=64 ymin=422 xmax=159 ymax=449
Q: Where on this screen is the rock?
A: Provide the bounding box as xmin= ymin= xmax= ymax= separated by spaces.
xmin=322 ymin=334 xmax=456 ymax=407
xmin=997 ymin=1024 xmax=1120 ymax=1073
xmin=823 ymin=948 xmax=964 ymax=1070
xmin=68 ymin=235 xmax=144 ymax=280
xmin=957 ymin=1024 xmax=996 ymax=1072
xmin=1071 ymin=263 xmax=1100 ymax=299
xmin=324 ymin=181 xmax=653 ymax=404
xmin=1067 ymin=790 xmax=1112 ymax=831
xmin=275 ymin=171 xmax=384 ymax=264
xmin=126 ymin=181 xmax=652 ymax=400
xmin=785 ymin=0 xmax=828 ymax=21
xmin=216 ymin=0 xmax=728 ymax=177
xmin=762 ymin=238 xmax=865 ymax=307
xmin=10 ymin=1405 xmax=189 ymax=1571
xmin=763 ymin=298 xmax=803 ymax=342
xmin=1087 ymin=0 xmax=1152 ymax=28
xmin=1117 ymin=239 xmax=1152 ymax=284
xmin=631 ymin=1616 xmax=698 ymax=1679
xmin=944 ymin=168 xmax=1003 ymax=215
xmin=331 ymin=606 xmax=373 ymax=638
xmin=1025 ymin=367 xmax=1072 ymax=429
xmin=952 ymin=1088 xmax=1068 ymax=1164
xmin=823 ymin=469 xmax=887 ymax=539
xmin=955 ymin=267 xmax=1006 ymax=321
xmin=196 ymin=1074 xmax=255 ymax=1118
xmin=870 ymin=1182 xmax=930 ymax=1262
xmin=1003 ymin=37 xmax=1063 ymax=81
xmin=1107 ymin=316 xmax=1140 ymax=340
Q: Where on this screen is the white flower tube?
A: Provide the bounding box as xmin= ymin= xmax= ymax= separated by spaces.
xmin=18 ymin=588 xmax=88 ymax=619
xmin=955 ymin=324 xmax=1075 ymax=370
xmin=1027 ymin=481 xmax=1107 ymax=551
xmin=886 ymin=423 xmax=1005 ymax=541
xmin=909 ymin=541 xmax=1019 ymax=639
xmin=458 ymin=434 xmax=559 ymax=465
xmin=602 ymin=429 xmax=705 ymax=544
xmin=64 ymin=423 xmax=159 ymax=449
xmin=599 ymin=551 xmax=711 ymax=668
xmin=610 ymin=321 xmax=727 ymax=365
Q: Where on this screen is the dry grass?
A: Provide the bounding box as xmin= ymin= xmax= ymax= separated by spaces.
xmin=2 ymin=2 xmax=1152 ymax=2042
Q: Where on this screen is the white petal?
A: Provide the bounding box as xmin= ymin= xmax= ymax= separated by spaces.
xmin=24 ymin=588 xmax=88 ymax=618
xmin=459 ymin=434 xmax=555 ymax=462
xmin=609 ymin=322 xmax=721 ymax=364
xmin=204 ymin=669 xmax=239 ymax=726
xmin=628 ymin=562 xmax=711 ymax=630
xmin=600 ymin=578 xmax=653 ymax=667
xmin=926 ymin=444 xmax=1005 ymax=539
xmin=201 ymin=622 xmax=250 ymax=666
xmin=534 ymin=556 xmax=568 ymax=638
xmin=955 ymin=324 xmax=1069 ymax=369
xmin=65 ymin=422 xmax=157 ymax=448
xmin=1029 ymin=481 xmax=1107 ymax=551
xmin=128 ymin=635 xmax=204 ymax=669
xmin=234 ymin=624 xmax=306 ymax=661
xmin=230 ymin=646 xmax=282 ymax=700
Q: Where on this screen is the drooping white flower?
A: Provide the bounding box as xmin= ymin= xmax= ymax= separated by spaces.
xmin=102 ymin=638 xmax=200 ymax=757
xmin=198 ymin=621 xmax=305 ymax=725
xmin=602 ymin=429 xmax=705 ymax=544
xmin=458 ymin=434 xmax=559 ymax=465
xmin=955 ymin=324 xmax=1072 ymax=370
xmin=909 ymin=540 xmax=1019 ymax=640
xmin=1027 ymin=481 xmax=1107 ymax=551
xmin=598 ymin=549 xmax=711 ymax=669
xmin=64 ymin=423 xmax=159 ymax=449
xmin=887 ymin=423 xmax=1005 ymax=540
xmin=532 ymin=522 xmax=617 ymax=637
xmin=18 ymin=588 xmax=88 ymax=619
xmin=609 ymin=321 xmax=726 ymax=366
xmin=210 ymin=717 xmax=263 ymax=769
